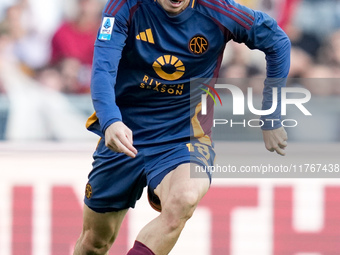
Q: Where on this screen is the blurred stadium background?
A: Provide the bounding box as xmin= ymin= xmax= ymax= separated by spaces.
xmin=1 ymin=0 xmax=340 ymax=254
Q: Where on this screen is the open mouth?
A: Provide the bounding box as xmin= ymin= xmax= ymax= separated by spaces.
xmin=169 ymin=0 xmax=183 ymax=7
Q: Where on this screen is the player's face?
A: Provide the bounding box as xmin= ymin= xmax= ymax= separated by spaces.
xmin=157 ymin=0 xmax=190 ymax=15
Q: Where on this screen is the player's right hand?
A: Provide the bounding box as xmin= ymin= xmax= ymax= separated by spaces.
xmin=104 ymin=121 xmax=138 ymax=158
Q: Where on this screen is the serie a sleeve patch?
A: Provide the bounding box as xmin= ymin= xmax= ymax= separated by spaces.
xmin=98 ymin=17 xmax=115 ymax=40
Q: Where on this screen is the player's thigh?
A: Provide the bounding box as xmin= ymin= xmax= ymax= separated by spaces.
xmin=81 ymin=204 xmax=128 ymax=244
xmin=154 ymin=163 xmax=210 ymax=210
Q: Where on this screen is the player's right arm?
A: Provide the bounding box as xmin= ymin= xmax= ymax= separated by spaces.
xmin=91 ymin=0 xmax=137 ymax=157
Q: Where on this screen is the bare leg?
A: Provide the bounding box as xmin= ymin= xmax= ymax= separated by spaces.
xmin=135 ymin=163 xmax=209 ymax=255
xmin=74 ymin=204 xmax=128 ymax=255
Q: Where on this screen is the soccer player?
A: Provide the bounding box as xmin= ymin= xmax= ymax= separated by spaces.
xmin=73 ymin=0 xmax=290 ymax=254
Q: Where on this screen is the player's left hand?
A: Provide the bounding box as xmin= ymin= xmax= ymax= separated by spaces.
xmin=262 ymin=126 xmax=288 ymax=156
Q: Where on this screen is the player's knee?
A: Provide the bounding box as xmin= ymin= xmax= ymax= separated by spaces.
xmin=166 ymin=190 xmax=200 ymax=220
xmin=178 ymin=190 xmax=200 ymax=213
xmin=161 ymin=191 xmax=199 ymax=232
xmin=79 ymin=230 xmax=113 ymax=255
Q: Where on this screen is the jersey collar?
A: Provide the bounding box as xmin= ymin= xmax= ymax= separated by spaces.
xmin=154 ymin=0 xmax=195 ymax=23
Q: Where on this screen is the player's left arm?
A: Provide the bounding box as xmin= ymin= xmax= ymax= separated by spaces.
xmin=228 ymin=2 xmax=291 ymax=155
xmin=246 ymin=11 xmax=291 ymax=156
xmin=202 ymin=0 xmax=290 ymax=154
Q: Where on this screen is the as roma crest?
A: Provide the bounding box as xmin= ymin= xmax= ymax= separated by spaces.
xmin=189 ymin=35 xmax=209 ymax=55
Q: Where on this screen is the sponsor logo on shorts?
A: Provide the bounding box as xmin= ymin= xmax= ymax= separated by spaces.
xmin=85 ymin=183 xmax=92 ymax=199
